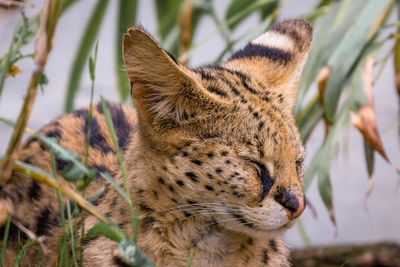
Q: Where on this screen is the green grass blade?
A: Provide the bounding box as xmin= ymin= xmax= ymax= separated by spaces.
xmin=100 ymin=172 xmax=130 ymax=202
xmin=12 ymin=239 xmax=38 ymax=267
xmin=296 ymin=219 xmax=312 ymax=248
xmin=64 ymin=0 xmax=109 ymax=112
xmin=115 ymin=0 xmax=137 ymax=101
xmin=50 ymin=153 xmax=68 ymax=267
xmin=100 ymin=97 xmax=136 ymax=240
xmin=185 ymin=248 xmax=195 ymax=267
xmin=0 ymin=213 xmax=12 ymax=266
xmin=66 ymin=200 xmax=79 ymax=267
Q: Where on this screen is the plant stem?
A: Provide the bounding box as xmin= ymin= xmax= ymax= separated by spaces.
xmin=0 ymin=70 xmax=41 ymax=182
xmin=0 ymin=0 xmax=61 ymax=183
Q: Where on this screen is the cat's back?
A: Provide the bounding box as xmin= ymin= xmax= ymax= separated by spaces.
xmin=0 ymin=102 xmax=136 ymax=266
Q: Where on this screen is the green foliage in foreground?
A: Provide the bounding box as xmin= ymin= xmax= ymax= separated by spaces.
xmin=1 ymin=0 xmax=400 ymax=265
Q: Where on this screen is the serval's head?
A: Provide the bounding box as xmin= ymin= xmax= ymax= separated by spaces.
xmin=123 ymin=19 xmax=312 ymax=238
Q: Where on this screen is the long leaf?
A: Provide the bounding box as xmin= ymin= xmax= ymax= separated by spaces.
xmin=115 ymin=0 xmax=137 ymax=101
xmin=64 ymin=0 xmax=109 ymax=112
xmin=225 ymin=0 xmax=277 ymax=30
xmin=294 ymin=0 xmax=369 ymax=116
xmin=304 ymin=102 xmax=349 ymax=191
xmin=323 ymin=0 xmax=393 ymax=121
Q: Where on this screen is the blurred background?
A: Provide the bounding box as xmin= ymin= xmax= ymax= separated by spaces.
xmin=1 ymin=0 xmax=400 ymax=265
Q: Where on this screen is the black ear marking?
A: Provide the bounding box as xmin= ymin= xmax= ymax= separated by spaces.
xmin=229 ymin=43 xmax=292 ymax=64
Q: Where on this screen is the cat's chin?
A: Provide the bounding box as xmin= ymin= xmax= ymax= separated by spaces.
xmin=222 ymin=219 xmax=296 ymax=239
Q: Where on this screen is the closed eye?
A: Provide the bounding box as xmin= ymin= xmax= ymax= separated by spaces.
xmin=253 ymin=161 xmax=274 ymax=201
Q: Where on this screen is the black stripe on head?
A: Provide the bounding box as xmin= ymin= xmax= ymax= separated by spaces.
xmin=229 ymin=43 xmax=292 ymax=64
xmin=193 ymin=68 xmax=215 ymax=81
xmin=206 ymin=86 xmax=228 ymax=98
xmin=96 ymin=102 xmax=132 ymax=151
xmin=209 ymin=65 xmax=249 ymax=81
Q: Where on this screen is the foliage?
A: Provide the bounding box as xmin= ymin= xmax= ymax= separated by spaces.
xmin=1 ymin=0 xmax=400 ymax=265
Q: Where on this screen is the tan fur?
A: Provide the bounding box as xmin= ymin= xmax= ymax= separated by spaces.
xmin=0 ymin=19 xmax=312 ymax=266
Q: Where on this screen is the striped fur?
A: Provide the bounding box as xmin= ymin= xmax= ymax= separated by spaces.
xmin=0 ymin=19 xmax=312 ymax=266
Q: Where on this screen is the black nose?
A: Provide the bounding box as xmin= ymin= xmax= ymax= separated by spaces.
xmin=274 ymin=189 xmax=305 ymax=220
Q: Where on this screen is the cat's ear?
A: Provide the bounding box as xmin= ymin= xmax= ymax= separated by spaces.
xmin=123 ymin=26 xmax=224 ymax=131
xmin=226 ymin=19 xmax=312 ymax=109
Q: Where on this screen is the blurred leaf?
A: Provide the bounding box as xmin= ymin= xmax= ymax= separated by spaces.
xmin=35 ymin=133 xmax=96 ymax=180
xmin=304 ymin=103 xmax=349 ymax=224
xmin=259 ymin=0 xmax=279 ymax=20
xmin=349 ymin=60 xmax=368 ymax=112
xmin=64 ymin=0 xmax=109 ymax=112
xmin=0 ymin=117 xmax=94 ymax=181
xmin=155 ymin=0 xmax=184 ymax=40
xmin=115 ymin=0 xmax=137 ymax=101
xmin=304 ymin=102 xmax=349 ymax=191
xmin=363 ymin=138 xmax=375 ymax=199
xmin=224 ymin=0 xmax=276 ymax=31
xmin=118 ymin=238 xmax=156 ymax=267
xmin=295 ymin=0 xmax=372 ymax=116
xmin=87 ymin=221 xmax=124 ymax=242
xmin=225 ymin=0 xmax=277 ymax=30
xmin=61 ymin=0 xmax=81 ymax=13
xmin=296 ymin=95 xmax=324 ymax=143
xmin=323 ymin=0 xmax=393 ymax=121
xmin=317 ymin=170 xmax=335 ymax=224
xmin=296 ymin=219 xmax=313 ymax=249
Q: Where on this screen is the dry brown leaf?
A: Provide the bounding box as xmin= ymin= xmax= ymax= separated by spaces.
xmin=178 ymin=0 xmax=193 ymax=64
xmin=351 ymin=57 xmax=400 ymax=198
xmin=350 ymin=57 xmax=388 ymax=160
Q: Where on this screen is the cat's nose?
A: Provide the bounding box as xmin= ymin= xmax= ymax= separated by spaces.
xmin=274 ymin=189 xmax=305 ymax=220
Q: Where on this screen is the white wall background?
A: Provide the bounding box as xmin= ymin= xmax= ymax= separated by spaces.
xmin=0 ymin=0 xmax=399 ymax=248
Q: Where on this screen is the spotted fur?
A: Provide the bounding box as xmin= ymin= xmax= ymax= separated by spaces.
xmin=0 ymin=19 xmax=312 ymax=266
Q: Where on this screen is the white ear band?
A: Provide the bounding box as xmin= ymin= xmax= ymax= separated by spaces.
xmin=251 ymin=31 xmax=294 ymax=52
